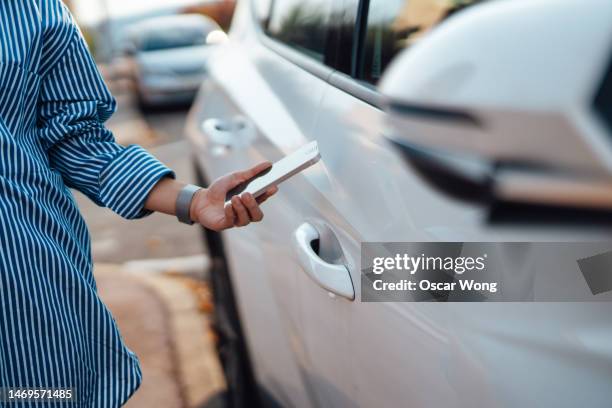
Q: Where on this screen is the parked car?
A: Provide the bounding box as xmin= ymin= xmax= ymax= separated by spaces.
xmin=185 ymin=0 xmax=612 ymax=407
xmin=126 ymin=14 xmax=225 ymax=108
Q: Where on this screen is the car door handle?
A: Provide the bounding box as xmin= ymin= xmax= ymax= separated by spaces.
xmin=201 ymin=116 xmax=256 ymax=148
xmin=293 ymin=223 xmax=355 ymax=300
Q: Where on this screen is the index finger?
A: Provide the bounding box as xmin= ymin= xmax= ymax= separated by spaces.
xmin=239 ymin=161 xmax=272 ymax=182
xmin=214 ymin=161 xmax=273 ymax=194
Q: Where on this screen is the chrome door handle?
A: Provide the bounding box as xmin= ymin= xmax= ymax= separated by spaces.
xmin=201 ymin=116 xmax=256 ymax=148
xmin=293 ymin=223 xmax=355 ymax=300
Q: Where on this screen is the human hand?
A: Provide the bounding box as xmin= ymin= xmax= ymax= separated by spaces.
xmin=190 ymin=162 xmax=278 ymax=231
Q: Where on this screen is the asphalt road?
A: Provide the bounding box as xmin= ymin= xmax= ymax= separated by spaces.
xmin=143 ymin=105 xmax=192 ymax=145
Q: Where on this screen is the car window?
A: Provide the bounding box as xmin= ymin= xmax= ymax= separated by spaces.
xmin=594 ymin=57 xmax=611 ymax=133
xmin=266 ymin=0 xmax=358 ymax=68
xmin=138 ymin=28 xmax=207 ymax=52
xmin=266 ymin=0 xmax=334 ymax=62
xmin=359 ymin=0 xmax=483 ymax=84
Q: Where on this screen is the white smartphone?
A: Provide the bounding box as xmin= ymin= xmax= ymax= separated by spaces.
xmin=225 ymin=141 xmax=321 ymax=203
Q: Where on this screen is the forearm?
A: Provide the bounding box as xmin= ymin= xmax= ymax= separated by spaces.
xmin=144 ymin=177 xmax=202 ymax=221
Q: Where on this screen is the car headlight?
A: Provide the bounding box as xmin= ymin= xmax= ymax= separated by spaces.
xmin=206 ymin=30 xmax=228 ymax=45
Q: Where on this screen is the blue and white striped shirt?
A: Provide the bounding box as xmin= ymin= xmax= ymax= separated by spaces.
xmin=0 ymin=1 xmax=175 ymax=406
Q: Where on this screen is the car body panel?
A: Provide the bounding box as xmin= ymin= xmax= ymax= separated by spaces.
xmin=186 ymin=0 xmax=612 ymax=407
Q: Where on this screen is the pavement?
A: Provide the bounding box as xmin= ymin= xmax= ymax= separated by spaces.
xmin=74 ymin=80 xmax=227 ymax=407
xmin=95 ymin=265 xmax=225 ymax=408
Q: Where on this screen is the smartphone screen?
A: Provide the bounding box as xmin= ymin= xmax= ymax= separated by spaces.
xmin=225 ymin=165 xmax=273 ymax=202
xmin=225 ymin=141 xmax=320 ymax=203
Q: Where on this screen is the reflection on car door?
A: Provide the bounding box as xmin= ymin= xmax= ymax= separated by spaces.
xmin=299 ymin=73 xmax=464 ymax=406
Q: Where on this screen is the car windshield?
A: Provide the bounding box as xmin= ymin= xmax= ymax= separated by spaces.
xmin=138 ymin=28 xmax=207 ymax=52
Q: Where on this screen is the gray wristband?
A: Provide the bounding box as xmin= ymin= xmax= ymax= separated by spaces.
xmin=176 ymin=184 xmax=201 ymax=225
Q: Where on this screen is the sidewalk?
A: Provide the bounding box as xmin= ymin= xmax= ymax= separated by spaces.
xmin=95 ymin=264 xmax=226 ymax=408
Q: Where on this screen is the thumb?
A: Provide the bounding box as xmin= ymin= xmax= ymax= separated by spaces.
xmin=212 ymin=162 xmax=272 ymax=194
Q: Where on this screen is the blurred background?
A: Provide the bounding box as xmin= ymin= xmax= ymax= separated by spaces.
xmin=64 ymin=1 xmax=236 ymax=407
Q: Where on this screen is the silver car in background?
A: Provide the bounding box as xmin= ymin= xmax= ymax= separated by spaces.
xmin=127 ymin=14 xmax=225 ymax=107
xmin=186 ymin=0 xmax=612 ymax=407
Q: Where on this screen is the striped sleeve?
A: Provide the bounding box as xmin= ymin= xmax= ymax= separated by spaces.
xmin=38 ymin=3 xmax=175 ymax=219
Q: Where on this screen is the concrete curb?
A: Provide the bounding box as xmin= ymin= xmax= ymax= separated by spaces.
xmin=140 ymin=273 xmax=226 ymax=407
xmin=123 ymin=255 xmax=211 ymax=280
xmin=95 ymin=263 xmax=225 ymax=408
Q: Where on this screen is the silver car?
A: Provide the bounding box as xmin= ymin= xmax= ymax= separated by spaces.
xmin=127 ymin=14 xmax=225 ymax=107
xmin=186 ymin=0 xmax=612 ymax=406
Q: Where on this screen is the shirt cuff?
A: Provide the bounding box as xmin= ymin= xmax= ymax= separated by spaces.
xmin=99 ymin=145 xmax=175 ymax=219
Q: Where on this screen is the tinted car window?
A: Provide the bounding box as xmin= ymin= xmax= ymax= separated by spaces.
xmin=359 ymin=0 xmax=483 ymax=84
xmin=266 ymin=0 xmax=358 ymax=69
xmin=266 ymin=0 xmax=334 ymax=62
xmin=138 ymin=29 xmax=207 ymax=52
xmin=594 ymin=56 xmax=612 ymax=133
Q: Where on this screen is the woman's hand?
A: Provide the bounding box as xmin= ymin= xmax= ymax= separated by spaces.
xmin=190 ymin=162 xmax=278 ymax=231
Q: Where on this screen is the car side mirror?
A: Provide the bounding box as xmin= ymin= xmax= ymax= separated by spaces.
xmin=379 ymin=0 xmax=612 ymax=212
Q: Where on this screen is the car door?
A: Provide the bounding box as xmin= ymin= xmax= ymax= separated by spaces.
xmin=240 ymin=1 xmax=370 ymax=406
xmin=287 ymin=1 xmax=475 ymax=405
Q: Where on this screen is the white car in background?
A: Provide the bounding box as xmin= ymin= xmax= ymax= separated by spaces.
xmin=186 ymin=0 xmax=612 ymax=407
xmin=126 ymin=14 xmax=226 ymax=108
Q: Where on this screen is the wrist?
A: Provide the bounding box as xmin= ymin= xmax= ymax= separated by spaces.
xmin=175 ymin=184 xmax=202 ymax=225
xmin=189 ymin=188 xmax=206 ymax=223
